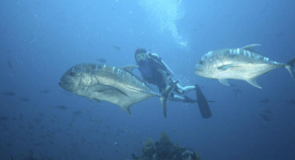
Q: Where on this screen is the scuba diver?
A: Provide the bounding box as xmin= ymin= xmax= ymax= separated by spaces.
xmin=134 ymin=48 xmax=198 ymax=103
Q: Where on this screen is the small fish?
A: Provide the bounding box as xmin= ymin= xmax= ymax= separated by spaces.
xmin=233 ymin=88 xmax=242 ymax=98
xmin=72 ymin=110 xmax=82 ymax=116
xmin=3 ymin=92 xmax=15 ymax=96
xmin=34 ymin=119 xmax=41 ymax=123
xmin=275 ymin=32 xmax=285 ymax=38
xmin=233 ymin=88 xmax=242 ymax=93
xmin=229 ymin=83 xmax=237 ymax=88
xmin=263 ymin=109 xmax=272 ymax=115
xmin=8 ymin=60 xmax=13 ymax=69
xmin=259 ymin=98 xmax=270 ymax=103
xmin=286 ymin=99 xmax=295 ymax=105
xmin=28 ymin=125 xmax=35 ymax=129
xmin=56 ymin=105 xmax=68 ymax=110
xmin=40 ymin=90 xmax=50 ymax=94
xmin=0 ymin=116 xmax=8 ymax=121
xmin=5 ymin=143 xmax=13 ymax=147
xmin=112 ymin=45 xmax=121 ymax=51
xmin=195 ymin=44 xmax=295 ymax=89
xmin=97 ymin=58 xmax=106 ymax=63
xmin=259 ymin=113 xmax=271 ymax=122
xmin=19 ymin=97 xmax=30 ymax=102
xmin=34 ymin=143 xmax=45 ymax=146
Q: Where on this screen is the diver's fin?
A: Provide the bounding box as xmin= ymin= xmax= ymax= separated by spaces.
xmin=160 ymin=81 xmax=178 ymax=118
xmin=195 ymin=84 xmax=212 ymax=119
xmin=218 ymin=64 xmax=233 ymax=71
xmin=246 ymin=78 xmax=262 ymax=89
xmin=285 ymin=57 xmax=295 ymax=80
xmin=92 ymin=98 xmax=101 ymax=103
xmin=219 ymin=79 xmax=230 ymax=86
xmin=122 ymin=65 xmax=139 ymax=73
xmin=242 ymin=44 xmax=261 ymax=51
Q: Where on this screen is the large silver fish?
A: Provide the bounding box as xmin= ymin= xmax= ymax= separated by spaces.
xmin=59 ymin=64 xmax=176 ymax=117
xmin=194 ymin=44 xmax=295 ymax=88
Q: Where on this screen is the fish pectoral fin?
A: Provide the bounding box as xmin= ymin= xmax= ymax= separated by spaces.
xmin=218 ymin=79 xmax=230 ymax=86
xmin=246 ymin=78 xmax=262 ymax=89
xmin=91 ymin=98 xmax=101 ymax=103
xmin=217 ymin=64 xmax=233 ymax=71
xmin=121 ymin=65 xmax=139 ymax=73
xmin=242 ymin=44 xmax=261 ymax=51
xmin=94 ymin=85 xmax=129 ymax=97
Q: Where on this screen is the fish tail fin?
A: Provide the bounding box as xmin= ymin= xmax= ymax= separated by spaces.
xmin=285 ymin=57 xmax=295 ymax=80
xmin=160 ymin=81 xmax=178 ymax=118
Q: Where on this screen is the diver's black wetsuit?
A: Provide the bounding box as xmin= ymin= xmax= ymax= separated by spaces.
xmin=138 ymin=58 xmax=167 ymax=93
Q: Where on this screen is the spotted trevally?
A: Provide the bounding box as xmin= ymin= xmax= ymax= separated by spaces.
xmin=59 ymin=64 xmax=176 ymax=117
xmin=194 ymin=44 xmax=295 ymax=89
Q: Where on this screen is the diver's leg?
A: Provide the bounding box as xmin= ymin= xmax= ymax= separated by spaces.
xmin=176 ymin=83 xmax=196 ymax=94
xmin=169 ymin=93 xmax=196 ymax=103
xmin=168 ymin=93 xmax=185 ymax=102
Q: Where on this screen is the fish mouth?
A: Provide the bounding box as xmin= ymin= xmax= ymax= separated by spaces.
xmin=194 ymin=68 xmax=200 ymax=74
xmin=59 ymin=80 xmax=73 ymax=92
xmin=194 ymin=68 xmax=205 ymax=77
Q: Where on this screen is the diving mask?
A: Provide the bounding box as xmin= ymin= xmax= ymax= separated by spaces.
xmin=136 ymin=53 xmax=147 ymax=63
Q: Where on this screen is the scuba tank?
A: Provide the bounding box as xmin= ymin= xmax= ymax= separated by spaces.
xmin=147 ymin=50 xmax=174 ymax=77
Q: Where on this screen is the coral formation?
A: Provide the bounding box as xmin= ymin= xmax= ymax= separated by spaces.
xmin=142 ymin=138 xmax=156 ymax=158
xmin=132 ymin=132 xmax=201 ymax=160
xmin=160 ymin=131 xmax=170 ymax=144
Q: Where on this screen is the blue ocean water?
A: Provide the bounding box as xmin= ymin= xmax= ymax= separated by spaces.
xmin=1 ymin=0 xmax=295 ymax=159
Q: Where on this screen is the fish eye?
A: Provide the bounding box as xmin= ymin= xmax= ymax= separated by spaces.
xmin=69 ymin=68 xmax=76 ymax=76
xmin=69 ymin=71 xmax=75 ymax=76
xmin=199 ymin=61 xmax=204 ymax=65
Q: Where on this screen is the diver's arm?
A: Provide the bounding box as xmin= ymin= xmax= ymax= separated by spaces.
xmin=160 ymin=59 xmax=174 ymax=77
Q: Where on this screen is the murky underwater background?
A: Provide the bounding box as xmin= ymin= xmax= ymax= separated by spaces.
xmin=1 ymin=0 xmax=295 ymax=159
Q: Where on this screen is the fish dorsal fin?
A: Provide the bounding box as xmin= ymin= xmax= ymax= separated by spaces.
xmin=218 ymin=64 xmax=233 ymax=71
xmin=242 ymin=44 xmax=261 ymax=51
xmin=246 ymin=78 xmax=262 ymax=89
xmin=218 ymin=79 xmax=230 ymax=86
xmin=121 ymin=65 xmax=139 ymax=73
